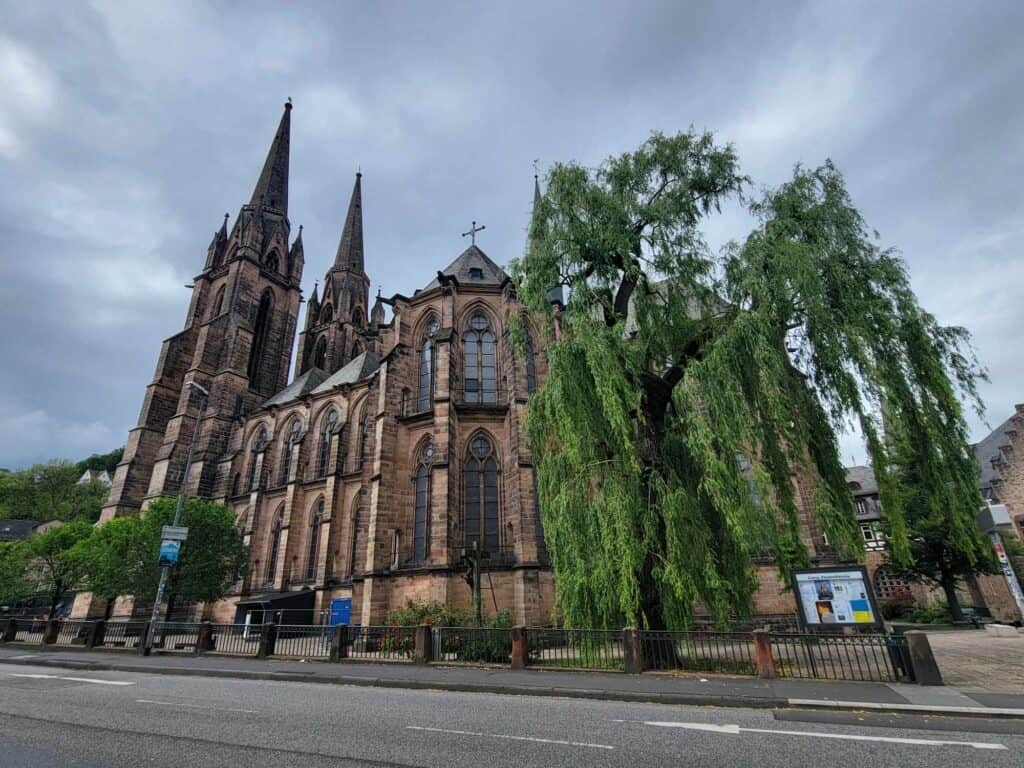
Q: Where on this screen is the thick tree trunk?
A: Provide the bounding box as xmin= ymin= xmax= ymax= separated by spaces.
xmin=47 ymin=587 xmax=61 ymax=620
xmin=939 ymin=570 xmax=965 ymax=623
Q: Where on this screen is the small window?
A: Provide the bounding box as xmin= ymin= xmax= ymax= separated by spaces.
xmin=468 ymin=267 xmax=484 ymax=279
xmin=860 ymin=522 xmax=877 ymax=542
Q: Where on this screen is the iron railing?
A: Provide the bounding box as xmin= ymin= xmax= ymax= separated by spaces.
xmin=54 ymin=620 xmax=93 ymax=646
xmin=640 ymin=630 xmax=757 ymax=675
xmin=99 ymin=620 xmax=148 ymax=649
xmin=771 ymin=632 xmax=911 ymax=682
xmin=347 ymin=625 xmax=416 ymax=661
xmin=208 ymin=623 xmax=261 ymax=656
xmin=432 ymin=627 xmax=512 ymax=664
xmin=153 ymin=622 xmax=202 ymax=652
xmin=527 ymin=628 xmax=625 ymax=670
xmin=274 ymin=624 xmax=333 ymax=658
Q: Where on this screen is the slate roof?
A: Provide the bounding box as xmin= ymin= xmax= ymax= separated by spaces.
xmin=423 ymin=245 xmax=508 ymax=290
xmin=0 ymin=519 xmax=39 ymax=541
xmin=310 ymin=350 xmax=381 ymax=395
xmin=973 ymin=413 xmax=1018 ymax=493
xmin=845 ymin=465 xmax=878 ymax=496
xmin=259 ymin=367 xmax=331 ymax=410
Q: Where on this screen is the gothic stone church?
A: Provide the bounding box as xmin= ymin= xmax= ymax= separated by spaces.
xmin=74 ymin=102 xmax=555 ymax=626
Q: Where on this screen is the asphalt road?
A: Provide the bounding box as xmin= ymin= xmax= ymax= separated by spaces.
xmin=1 ymin=662 xmax=1022 ymax=768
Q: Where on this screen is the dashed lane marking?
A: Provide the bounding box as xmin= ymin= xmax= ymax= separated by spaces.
xmin=9 ymin=673 xmax=135 ymax=687
xmin=407 ymin=725 xmax=614 ymax=750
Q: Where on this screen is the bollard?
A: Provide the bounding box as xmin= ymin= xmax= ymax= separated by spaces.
xmin=1 ymin=618 xmax=16 ymax=643
xmin=904 ymin=630 xmax=943 ymax=685
xmin=258 ymin=622 xmax=277 ymax=658
xmin=623 ymin=627 xmax=644 ymax=674
xmin=42 ymin=619 xmax=60 ymax=645
xmin=752 ymin=628 xmax=777 ymax=679
xmin=510 ymin=626 xmax=528 ymax=669
xmin=414 ymin=623 xmax=433 ymax=664
xmin=86 ymin=620 xmax=106 ymax=649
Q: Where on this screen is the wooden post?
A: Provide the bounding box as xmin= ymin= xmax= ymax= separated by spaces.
xmin=623 ymin=627 xmax=644 ymax=674
xmin=904 ymin=630 xmax=943 ymax=685
xmin=510 ymin=626 xmax=528 ymax=669
xmin=752 ymin=628 xmax=777 ymax=678
xmin=414 ymin=623 xmax=433 ymax=664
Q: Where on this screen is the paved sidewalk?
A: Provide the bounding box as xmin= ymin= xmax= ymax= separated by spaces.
xmin=926 ymin=630 xmax=1024 ymax=695
xmin=3 ymin=644 xmax=1023 ymax=717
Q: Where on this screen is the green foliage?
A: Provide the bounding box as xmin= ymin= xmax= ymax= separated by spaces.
xmin=76 ymin=497 xmax=247 ymax=605
xmin=385 ymin=600 xmax=475 ymax=627
xmin=76 ymin=447 xmax=123 ymax=476
xmin=514 ymin=130 xmax=986 ymax=630
xmin=0 ymin=541 xmax=32 ymax=606
xmin=25 ymin=520 xmax=94 ymax=617
xmin=0 ymin=460 xmax=108 ymax=523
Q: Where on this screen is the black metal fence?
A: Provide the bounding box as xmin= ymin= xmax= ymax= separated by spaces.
xmin=527 ymin=628 xmax=625 ymax=670
xmin=641 ymin=630 xmax=757 ymax=675
xmin=432 ymin=627 xmax=512 ymax=664
xmin=771 ymin=632 xmax=911 ymax=682
xmin=0 ymin=618 xmax=918 ymax=683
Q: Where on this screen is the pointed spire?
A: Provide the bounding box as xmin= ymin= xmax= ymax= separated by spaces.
xmin=309 ymin=279 xmax=319 ymax=306
xmin=370 ymin=286 xmax=386 ymax=327
xmin=290 ymin=224 xmax=304 ymax=255
xmin=534 ymin=173 xmax=541 ymax=208
xmin=249 ymin=100 xmax=292 ymax=213
xmin=333 ymin=172 xmax=364 ymax=272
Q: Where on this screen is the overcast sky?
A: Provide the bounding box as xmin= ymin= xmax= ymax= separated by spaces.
xmin=0 ymin=1 xmax=1021 ymax=469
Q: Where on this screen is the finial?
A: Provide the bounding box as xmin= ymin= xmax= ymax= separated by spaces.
xmin=299 ymin=224 xmax=303 ymax=233
xmin=285 ymin=97 xmax=293 ymax=109
xmin=376 ymin=285 xmax=382 ymax=298
xmin=357 ymin=165 xmax=362 ymax=178
xmin=224 ymin=212 xmax=229 ymax=222
xmin=462 ymin=220 xmax=485 ymax=245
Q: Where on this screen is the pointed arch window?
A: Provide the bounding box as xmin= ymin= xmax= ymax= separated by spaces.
xmin=247 ymin=289 xmax=274 ymax=384
xmin=210 ymin=285 xmax=226 ymax=321
xmin=306 ymin=499 xmax=324 ymax=580
xmin=463 ymin=313 xmax=497 ymax=404
xmin=464 ymin=434 xmax=499 ymax=551
xmin=317 ymin=410 xmax=338 ymax=478
xmin=413 ymin=441 xmax=435 ymax=563
xmin=265 ymin=252 xmax=280 ymax=274
xmin=357 ymin=410 xmax=370 ymax=469
xmin=524 ymin=330 xmax=537 ymax=395
xmin=279 ymin=419 xmax=301 ymax=485
xmin=247 ymin=426 xmax=269 ymax=491
xmin=313 ymin=336 xmax=328 ymax=370
xmin=352 ymin=306 xmax=364 ymax=326
xmin=320 ymin=304 xmax=334 ymax=324
xmin=532 ymin=468 xmax=545 ymax=552
xmin=266 ymin=506 xmax=284 ymax=584
xmin=418 ymin=318 xmax=439 ymax=412
xmin=348 ymin=492 xmax=362 ymax=577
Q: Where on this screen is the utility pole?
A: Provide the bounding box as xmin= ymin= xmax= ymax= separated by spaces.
xmin=143 ymin=381 xmax=209 ymax=655
xmin=473 ymin=538 xmax=483 ymax=627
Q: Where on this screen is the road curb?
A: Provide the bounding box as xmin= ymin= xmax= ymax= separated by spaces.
xmin=3 ymin=655 xmax=1021 ymax=719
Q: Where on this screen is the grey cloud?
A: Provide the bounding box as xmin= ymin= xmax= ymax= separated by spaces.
xmin=0 ymin=0 xmax=1021 ymax=467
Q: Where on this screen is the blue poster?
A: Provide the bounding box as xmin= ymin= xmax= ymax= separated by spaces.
xmin=330 ymin=598 xmax=352 ymax=626
xmin=158 ymin=539 xmax=181 ymax=567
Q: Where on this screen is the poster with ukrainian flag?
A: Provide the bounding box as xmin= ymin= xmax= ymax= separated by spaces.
xmin=792 ymin=567 xmax=881 ymax=629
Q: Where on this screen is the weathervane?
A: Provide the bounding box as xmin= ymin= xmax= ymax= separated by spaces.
xmin=462 ymin=220 xmax=485 ymax=245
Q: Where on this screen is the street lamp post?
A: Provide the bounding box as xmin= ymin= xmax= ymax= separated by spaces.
xmin=143 ymin=381 xmax=209 ymax=655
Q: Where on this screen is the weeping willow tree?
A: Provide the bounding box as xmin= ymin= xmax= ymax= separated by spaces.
xmin=513 ymin=130 xmax=990 ymax=631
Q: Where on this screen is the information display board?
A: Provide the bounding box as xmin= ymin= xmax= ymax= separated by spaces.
xmin=791 ymin=566 xmax=882 ymax=629
xmin=158 ymin=539 xmax=181 ymax=567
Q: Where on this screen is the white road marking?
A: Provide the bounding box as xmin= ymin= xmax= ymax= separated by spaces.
xmin=10 ymin=673 xmax=135 ymax=687
xmin=7 ymin=655 xmax=39 ymax=659
xmin=137 ymin=699 xmax=258 ymax=714
xmin=407 ymin=726 xmax=614 ymax=750
xmin=641 ymin=720 xmax=1006 ymax=751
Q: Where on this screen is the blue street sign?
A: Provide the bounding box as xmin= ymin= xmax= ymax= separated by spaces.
xmin=158 ymin=539 xmax=181 ymax=568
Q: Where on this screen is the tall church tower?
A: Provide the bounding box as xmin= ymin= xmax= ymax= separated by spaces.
xmin=297 ymin=172 xmax=371 ymax=375
xmin=102 ymin=102 xmax=304 ymax=520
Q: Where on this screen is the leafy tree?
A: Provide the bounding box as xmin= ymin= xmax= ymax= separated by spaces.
xmin=515 ymin=131 xmax=986 ymax=630
xmin=77 ymin=497 xmax=247 ymax=610
xmin=0 ymin=461 xmax=108 ymax=523
xmin=76 ymin=447 xmax=124 ymax=476
xmin=25 ymin=520 xmax=94 ymax=618
xmin=0 ymin=541 xmax=32 ymax=607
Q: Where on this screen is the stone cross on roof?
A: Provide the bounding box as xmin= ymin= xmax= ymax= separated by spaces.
xmin=461 ymin=220 xmax=485 ymax=245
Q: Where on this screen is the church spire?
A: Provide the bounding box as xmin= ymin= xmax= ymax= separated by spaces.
xmin=249 ymin=100 xmax=292 ymax=214
xmin=333 ymin=172 xmax=364 ymax=272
